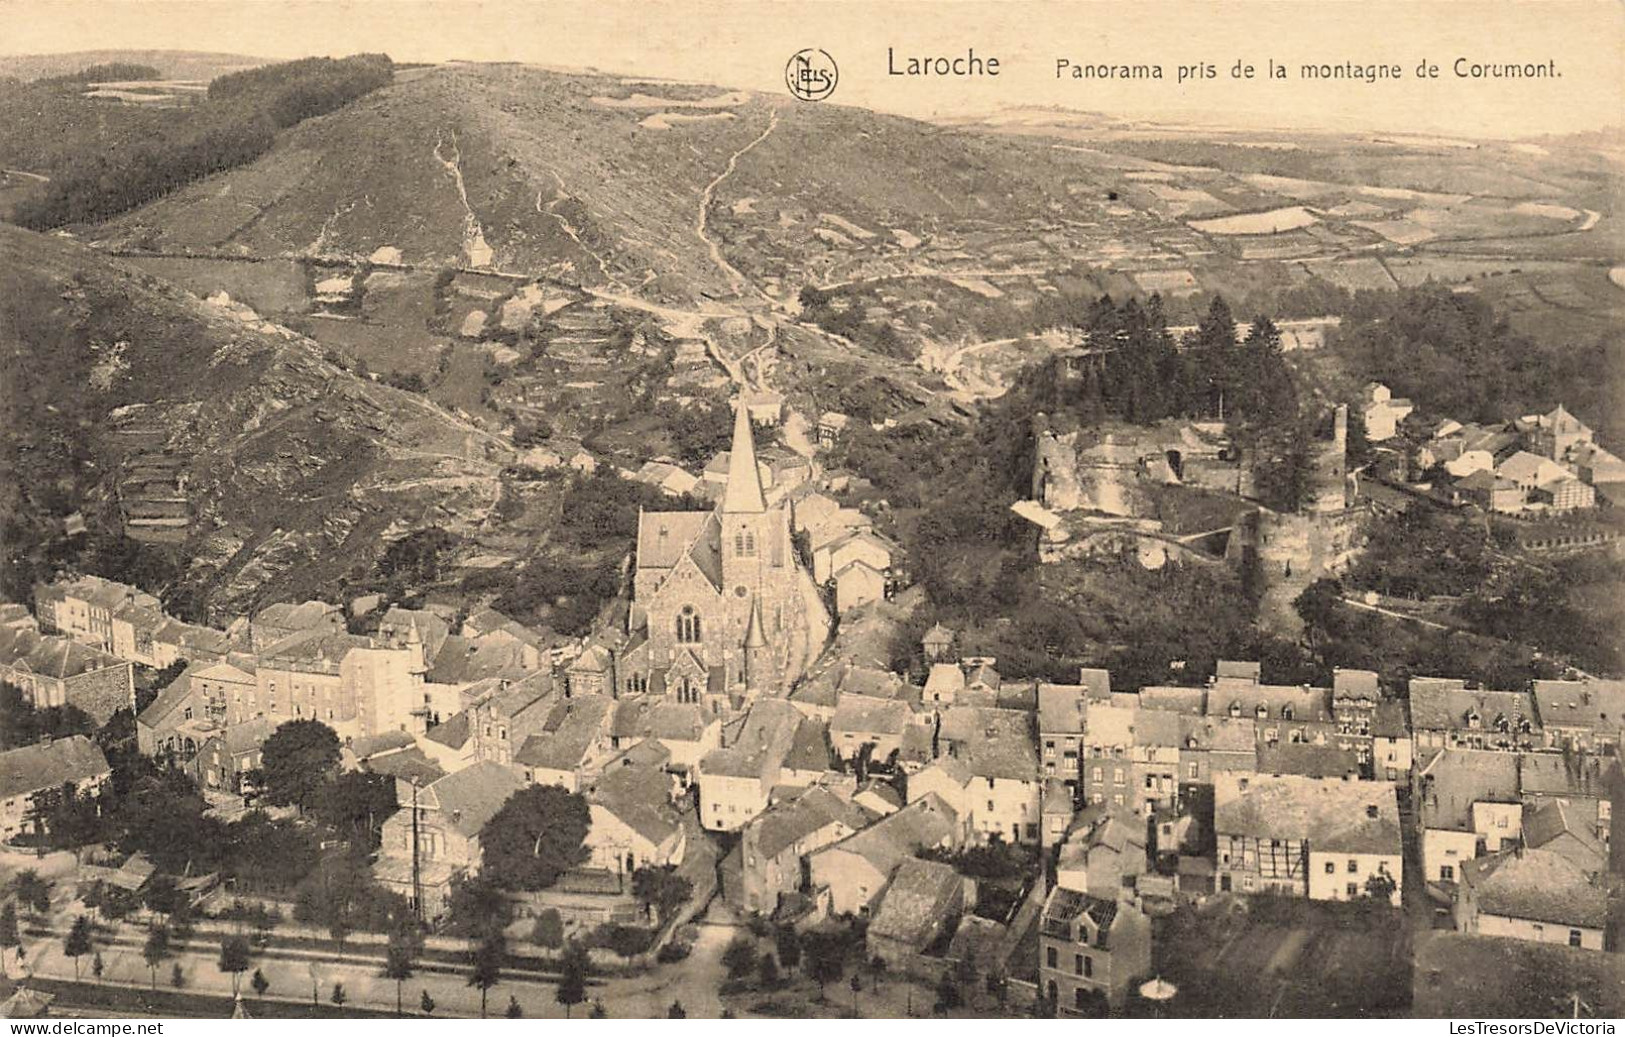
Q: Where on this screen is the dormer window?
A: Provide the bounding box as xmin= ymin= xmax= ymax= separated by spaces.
xmin=1255 ymin=703 xmax=1269 ymax=720
xmin=1281 ymin=704 xmax=1294 ymax=721
xmin=1465 ymin=709 xmax=1481 ymax=729
xmin=1228 ymin=701 xmax=1241 ymax=718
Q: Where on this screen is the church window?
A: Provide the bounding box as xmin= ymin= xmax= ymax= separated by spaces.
xmin=676 ymin=606 xmax=702 ymax=643
xmin=734 ymin=530 xmax=757 ymax=558
xmin=735 ymin=586 xmax=748 ymax=598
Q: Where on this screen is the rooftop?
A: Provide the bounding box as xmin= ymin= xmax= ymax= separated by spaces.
xmin=1215 ymin=773 xmax=1401 ymax=856
xmin=0 ymin=736 xmax=110 ymax=800
xmin=1463 ymin=847 xmax=1612 ymax=929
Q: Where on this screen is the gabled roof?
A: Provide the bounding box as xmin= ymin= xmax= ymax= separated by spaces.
xmin=753 ymin=784 xmax=870 ymax=859
xmin=819 ymin=794 xmax=959 ymax=877
xmin=635 ymin=510 xmax=714 ymax=571
xmin=515 ymin=694 xmax=612 ymax=772
xmin=137 ymin=664 xmax=203 ymax=729
xmin=1332 ymin=668 xmax=1381 ymax=702
xmin=1409 ymin=683 xmax=1539 ymax=734
xmin=589 ymin=763 xmax=681 ymax=846
xmin=425 ymin=711 xmax=472 ymax=750
xmin=1205 ymin=680 xmax=1331 ymax=723
xmin=939 ymin=707 xmax=1037 ymax=782
xmin=1037 ymin=683 xmax=1088 ymax=734
xmin=414 ymin=761 xmax=528 ymax=839
xmin=923 ymin=663 xmax=965 ymax=698
xmin=1521 ymin=800 xmax=1605 ymax=872
xmin=1532 ymin=679 xmax=1625 ymax=733
xmin=0 ymin=736 xmax=110 ymax=800
xmin=1419 ymin=749 xmax=1520 ymax=831
xmin=831 ymin=694 xmax=912 ymax=738
xmin=1463 ymin=848 xmax=1611 ymax=929
xmin=783 ymin=716 xmax=832 ymax=773
xmin=1256 ymin=741 xmax=1360 ymax=780
xmin=867 ymin=857 xmax=961 ymax=946
xmin=1215 ymin=773 xmax=1400 ymax=856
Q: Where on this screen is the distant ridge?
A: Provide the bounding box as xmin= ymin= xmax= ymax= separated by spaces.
xmin=0 ymin=49 xmax=267 ymax=82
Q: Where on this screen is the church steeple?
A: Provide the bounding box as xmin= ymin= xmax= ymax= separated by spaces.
xmin=722 ymin=398 xmax=767 ymax=514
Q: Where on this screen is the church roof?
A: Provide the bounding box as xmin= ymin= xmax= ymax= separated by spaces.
xmin=723 ymin=400 xmax=767 ymax=514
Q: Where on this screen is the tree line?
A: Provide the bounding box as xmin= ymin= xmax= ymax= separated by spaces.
xmin=13 ymin=54 xmax=393 ymax=230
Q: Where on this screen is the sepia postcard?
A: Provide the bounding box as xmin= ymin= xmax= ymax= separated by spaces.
xmin=0 ymin=0 xmax=1621 ymax=1025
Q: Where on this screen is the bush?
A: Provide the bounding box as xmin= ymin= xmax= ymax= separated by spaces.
xmin=655 ymin=940 xmax=690 ymax=964
xmin=586 ymin=924 xmax=656 ymax=958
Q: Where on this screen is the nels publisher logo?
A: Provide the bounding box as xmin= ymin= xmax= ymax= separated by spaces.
xmin=786 ymin=48 xmax=838 ymax=101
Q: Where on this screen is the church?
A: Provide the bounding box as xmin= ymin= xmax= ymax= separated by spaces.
xmin=616 ymin=401 xmax=829 ymax=708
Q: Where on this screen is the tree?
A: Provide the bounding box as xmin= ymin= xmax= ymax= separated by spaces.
xmin=667 ymin=1000 xmax=687 ymax=1018
xmin=419 ymin=989 xmax=435 ymax=1016
xmin=142 ymin=924 xmax=171 ymax=990
xmin=14 ymin=871 xmax=51 ymax=916
xmin=64 ymin=915 xmax=92 ymax=980
xmin=530 ymin=908 xmax=564 ymax=948
xmin=505 ymin=995 xmax=523 ymax=1019
xmin=259 ymin=719 xmax=341 ymax=812
xmin=468 ymin=934 xmax=504 ymax=1018
xmin=1364 ymin=869 xmax=1398 ymax=905
xmin=631 ymin=865 xmax=693 ymax=924
xmin=868 ymin=954 xmax=888 ymax=994
xmin=251 ymin=968 xmax=270 ymax=998
xmin=802 ymin=930 xmax=845 ymax=1000
xmin=313 ymin=770 xmax=398 ymax=849
xmin=446 ymin=874 xmax=513 ymax=942
xmin=589 ymin=999 xmax=607 ymax=1018
xmin=218 ymin=934 xmax=251 ymax=996
xmin=774 ymin=924 xmax=802 ymax=972
xmin=331 ymin=982 xmax=347 ymax=1006
xmin=556 ymin=941 xmax=589 ymax=1019
xmin=382 ymin=924 xmax=421 ymax=1016
xmin=849 ymin=972 xmax=863 ymax=1014
xmin=478 ymin=785 xmax=590 ymax=891
xmin=756 ymin=952 xmax=780 ymax=988
xmin=722 ymin=934 xmax=758 ymax=979
xmin=0 ymin=902 xmax=18 ymax=977
xmin=171 ymin=962 xmax=185 ymax=988
xmin=92 ymin=951 xmax=104 ymax=982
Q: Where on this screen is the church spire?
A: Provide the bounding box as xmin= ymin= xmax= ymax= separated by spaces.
xmin=722 ymin=398 xmax=767 ymax=514
xmin=743 ymin=597 xmax=768 ymax=648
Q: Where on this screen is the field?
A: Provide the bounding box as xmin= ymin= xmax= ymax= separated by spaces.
xmin=1411 ymin=931 xmax=1625 ymax=1018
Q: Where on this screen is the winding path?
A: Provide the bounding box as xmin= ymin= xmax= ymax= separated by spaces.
xmin=696 ymin=108 xmax=780 ymax=298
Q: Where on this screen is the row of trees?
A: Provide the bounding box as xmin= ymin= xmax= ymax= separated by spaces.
xmin=14 ymin=54 xmax=393 ymax=229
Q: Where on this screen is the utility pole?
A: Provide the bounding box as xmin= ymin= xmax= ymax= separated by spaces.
xmin=410 ymin=777 xmax=422 ymax=923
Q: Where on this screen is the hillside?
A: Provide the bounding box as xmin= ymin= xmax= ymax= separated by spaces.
xmin=0 ymin=222 xmax=513 ymax=620
xmin=0 ymin=50 xmax=265 ymax=82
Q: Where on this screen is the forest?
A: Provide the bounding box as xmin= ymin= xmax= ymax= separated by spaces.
xmin=10 ymin=54 xmax=393 ymax=229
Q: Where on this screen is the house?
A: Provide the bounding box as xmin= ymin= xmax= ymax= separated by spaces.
xmin=645 ymin=702 xmax=722 ymax=774
xmin=420 ymin=711 xmax=476 ymax=773
xmin=1496 ymin=451 xmax=1575 ymax=509
xmin=921 ymin=623 xmax=956 ymax=662
xmin=808 ymin=794 xmax=961 ymax=916
xmin=829 ymin=694 xmax=912 ymax=765
xmin=854 ymin=780 xmax=903 ymax=817
xmin=1361 ymin=382 xmax=1415 ymax=443
xmin=1037 ymin=682 xmax=1090 ymax=784
xmin=735 ymin=784 xmax=872 ymax=914
xmin=813 ymin=528 xmax=892 ymax=586
xmin=1532 ymin=679 xmax=1625 ymax=753
xmin=1409 ymin=679 xmax=1541 ymax=752
xmin=191 ymin=718 xmax=274 ymax=794
xmin=374 ymin=761 xmax=528 ymax=917
xmin=1525 ymin=404 xmax=1594 ymax=463
xmin=1537 ymin=475 xmax=1595 ymax=511
xmin=865 ymin=857 xmax=966 ymax=968
xmin=467 ymin=672 xmax=555 ymax=766
xmin=905 ymin=755 xmax=974 ymax=827
xmin=1452 ymin=470 xmax=1522 ymax=512
xmin=817 ymin=411 xmax=850 ymax=447
xmin=632 ymin=460 xmax=701 ymax=498
xmin=248 ymin=601 xmax=345 ymax=653
xmin=1214 ymin=773 xmax=1402 ymax=904
xmin=833 ymin=560 xmax=886 ymax=614
xmin=790 ymin=491 xmax=842 ymax=537
xmin=923 ymin=663 xmax=965 ymax=706
xmin=741 ymin=391 xmax=785 ymax=427
xmin=583 ymin=760 xmax=686 ymax=877
xmin=1055 ymin=802 xmax=1147 ymax=897
xmin=939 ymin=707 xmax=1041 ymax=843
xmin=1521 ymin=800 xmax=1607 ymax=876
xmin=33 ymin=575 xmax=162 ymax=657
xmin=1518 ymin=752 xmax=1612 ymax=850
xmin=1038 ymin=887 xmax=1153 ymax=1012
xmin=514 ymin=694 xmax=614 ymax=791
xmin=1079 ymin=706 xmax=1181 ymax=817
xmin=0 ymin=736 xmax=111 ymax=842
xmin=1372 ymin=700 xmax=1413 ymax=782
xmin=1205 ymin=678 xmax=1332 ymax=728
xmin=1418 ymin=750 xmax=1522 ymax=885
xmin=0 ymin=626 xmax=135 ymax=725
xmin=696 ymin=699 xmax=804 ymax=831
xmin=780 ymin=715 xmax=834 ymax=787
xmin=1455 ymin=847 xmax=1611 ymax=950
xmin=136 ymin=664 xmax=213 ymax=759
xmin=189 ymin=658 xmax=257 ymax=726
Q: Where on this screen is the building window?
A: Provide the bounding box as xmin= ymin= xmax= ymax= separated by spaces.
xmin=676 ymin=606 xmax=702 ymax=643
xmin=1324 ymin=861 xmax=1335 ymax=875
xmin=1440 ymin=864 xmax=1454 ymax=881
xmin=1046 ymin=946 xmax=1057 ymax=968
xmin=1347 ymin=859 xmax=1358 ymax=873
xmin=1346 ymin=883 xmax=1358 ymax=898
xmin=1073 ymin=954 xmax=1082 ymax=976
xmin=1084 ymin=956 xmax=1093 ymax=978
xmin=734 ymin=531 xmax=757 ymax=558
xmin=1569 ymin=929 xmax=1582 ymax=948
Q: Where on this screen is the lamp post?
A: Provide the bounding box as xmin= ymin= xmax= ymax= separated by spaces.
xmin=410 ymin=777 xmax=422 ymax=923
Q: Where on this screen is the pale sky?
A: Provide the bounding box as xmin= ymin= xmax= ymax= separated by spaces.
xmin=3 ymin=0 xmax=1621 ymax=138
